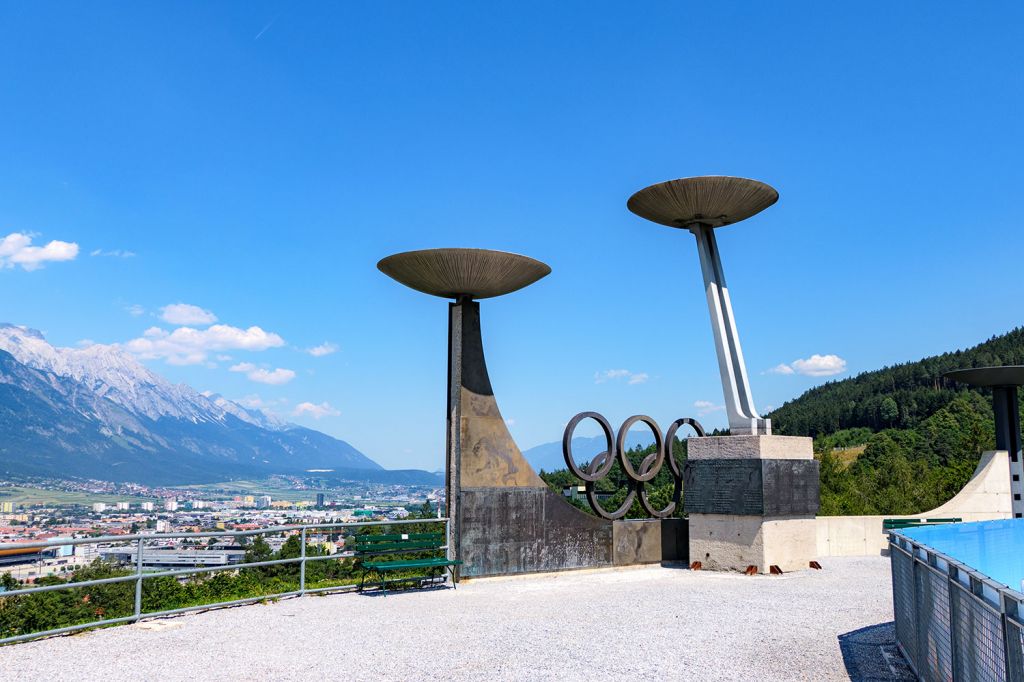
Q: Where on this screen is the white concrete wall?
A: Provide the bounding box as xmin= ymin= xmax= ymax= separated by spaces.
xmin=815 ymin=450 xmax=1013 ymax=557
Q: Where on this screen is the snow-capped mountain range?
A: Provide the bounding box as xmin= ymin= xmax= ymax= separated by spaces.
xmin=0 ymin=323 xmax=397 ymax=485
xmin=0 ymin=324 xmax=280 ymax=426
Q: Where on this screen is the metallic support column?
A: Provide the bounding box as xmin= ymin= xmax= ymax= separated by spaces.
xmin=992 ymin=386 xmax=1024 ymax=518
xmin=691 ymin=224 xmax=770 ymax=435
xmin=445 ymin=297 xmax=468 ymax=578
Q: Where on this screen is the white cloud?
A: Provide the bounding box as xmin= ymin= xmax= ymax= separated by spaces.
xmin=595 ymin=369 xmax=649 ymax=385
xmin=229 ymin=362 xmax=296 ymax=385
xmin=306 ymin=342 xmax=339 ymax=357
xmin=292 ymin=401 xmax=341 ymax=419
xmin=237 ymin=394 xmax=266 ymax=409
xmin=125 ymin=324 xmax=285 ymax=365
xmin=694 ymin=400 xmax=724 ymax=417
xmin=0 ymin=232 xmax=79 ymax=271
xmin=126 ymin=304 xmax=145 ymax=317
xmin=505 ymin=418 xmax=517 ymax=427
xmin=769 ymin=354 xmax=847 ymax=377
xmin=160 ymin=303 xmax=218 ymax=326
xmin=90 ymin=248 xmax=136 ymax=258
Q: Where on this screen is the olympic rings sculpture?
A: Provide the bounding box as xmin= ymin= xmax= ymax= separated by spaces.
xmin=561 ymin=412 xmax=705 ymax=520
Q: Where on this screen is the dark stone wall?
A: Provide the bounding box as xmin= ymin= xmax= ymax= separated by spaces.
xmin=459 ymin=487 xmax=613 ymax=577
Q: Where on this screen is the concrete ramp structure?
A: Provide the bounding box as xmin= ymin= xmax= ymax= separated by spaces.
xmin=816 ymin=450 xmax=1013 ymax=557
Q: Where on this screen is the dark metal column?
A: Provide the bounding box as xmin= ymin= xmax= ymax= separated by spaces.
xmin=993 ymin=386 xmax=1023 ymax=519
xmin=445 ymin=298 xmax=466 ymax=576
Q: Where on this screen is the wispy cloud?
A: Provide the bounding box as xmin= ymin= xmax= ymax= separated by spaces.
xmin=595 ymin=369 xmax=648 ymax=385
xmin=229 ymin=362 xmax=296 ymax=385
xmin=125 ymin=304 xmax=145 ymax=317
xmin=306 ymin=342 xmax=339 ymax=357
xmin=90 ymin=248 xmax=135 ymax=258
xmin=693 ymin=400 xmax=724 ymax=417
xmin=768 ymin=354 xmax=847 ymax=377
xmin=292 ymin=401 xmax=340 ymax=419
xmin=160 ymin=303 xmax=217 ymax=326
xmin=0 ymin=232 xmax=78 ymax=271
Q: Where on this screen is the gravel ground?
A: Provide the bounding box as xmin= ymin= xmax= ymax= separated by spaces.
xmin=0 ymin=556 xmax=901 ymax=681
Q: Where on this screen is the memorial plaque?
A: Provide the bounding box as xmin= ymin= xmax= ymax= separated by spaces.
xmin=684 ymin=459 xmax=820 ymax=516
xmin=684 ymin=459 xmax=764 ymax=515
xmin=762 ymin=459 xmax=820 ymax=516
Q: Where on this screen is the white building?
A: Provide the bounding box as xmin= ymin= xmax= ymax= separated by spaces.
xmin=141 ymin=502 xmax=154 ymax=512
xmin=116 ymin=502 xmax=130 ymax=511
xmin=92 ymin=503 xmax=106 ymax=513
xmin=163 ymin=499 xmax=178 ymax=512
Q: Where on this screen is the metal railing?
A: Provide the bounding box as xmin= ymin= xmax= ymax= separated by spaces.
xmin=0 ymin=517 xmax=449 ymax=646
xmin=890 ymin=531 xmax=1024 ymax=681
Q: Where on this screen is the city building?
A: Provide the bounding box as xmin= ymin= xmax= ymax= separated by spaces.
xmin=163 ymin=499 xmax=178 ymax=512
xmin=92 ymin=503 xmax=106 ymax=513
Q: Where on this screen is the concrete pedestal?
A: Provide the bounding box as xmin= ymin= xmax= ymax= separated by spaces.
xmin=685 ymin=435 xmax=819 ymax=573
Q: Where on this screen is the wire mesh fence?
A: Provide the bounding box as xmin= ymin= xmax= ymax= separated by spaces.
xmin=890 ymin=532 xmax=1024 ymax=682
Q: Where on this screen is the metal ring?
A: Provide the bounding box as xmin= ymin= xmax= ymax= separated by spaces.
xmin=616 ymin=415 xmax=663 ymax=483
xmin=584 ymin=452 xmax=637 ymax=520
xmin=637 ymin=446 xmax=681 ymax=518
xmin=562 ymin=412 xmax=616 ymax=482
xmin=664 ymin=417 xmax=705 ymax=479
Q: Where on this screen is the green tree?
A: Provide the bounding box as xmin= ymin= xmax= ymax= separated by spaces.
xmin=880 ymin=397 xmax=899 ymax=426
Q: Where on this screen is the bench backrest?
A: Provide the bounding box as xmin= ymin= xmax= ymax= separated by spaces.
xmin=883 ymin=517 xmax=962 ymax=530
xmin=351 ymin=532 xmax=445 ymax=556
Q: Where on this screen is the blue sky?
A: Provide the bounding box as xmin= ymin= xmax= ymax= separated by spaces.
xmin=1 ymin=3 xmax=1022 ymax=470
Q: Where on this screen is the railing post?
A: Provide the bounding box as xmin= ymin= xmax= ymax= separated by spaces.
xmin=134 ymin=536 xmax=144 ymax=621
xmin=947 ymin=563 xmax=960 ymax=679
xmin=299 ymin=527 xmax=307 ymax=596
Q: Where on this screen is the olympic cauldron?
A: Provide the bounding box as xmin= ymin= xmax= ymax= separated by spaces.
xmin=379 ymin=249 xmax=689 ymax=578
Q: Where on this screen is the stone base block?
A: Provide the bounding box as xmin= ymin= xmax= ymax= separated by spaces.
xmin=689 ymin=513 xmax=818 ymax=573
xmin=612 ymin=518 xmax=688 ymax=566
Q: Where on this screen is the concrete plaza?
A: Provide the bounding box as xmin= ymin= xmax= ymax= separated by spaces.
xmin=0 ymin=556 xmax=910 ymax=681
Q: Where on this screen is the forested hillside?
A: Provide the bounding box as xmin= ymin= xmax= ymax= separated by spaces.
xmin=543 ymin=329 xmax=1021 ymax=517
xmin=768 ymin=328 xmax=1024 ymax=437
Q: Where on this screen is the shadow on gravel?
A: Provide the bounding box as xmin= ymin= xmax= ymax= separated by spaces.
xmin=838 ymin=622 xmax=916 ymax=681
xmin=356 ymin=583 xmax=454 ymax=598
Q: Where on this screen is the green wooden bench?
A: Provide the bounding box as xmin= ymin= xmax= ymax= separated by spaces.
xmin=351 ymin=531 xmax=461 ymax=593
xmin=883 ymin=517 xmax=961 ymax=531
